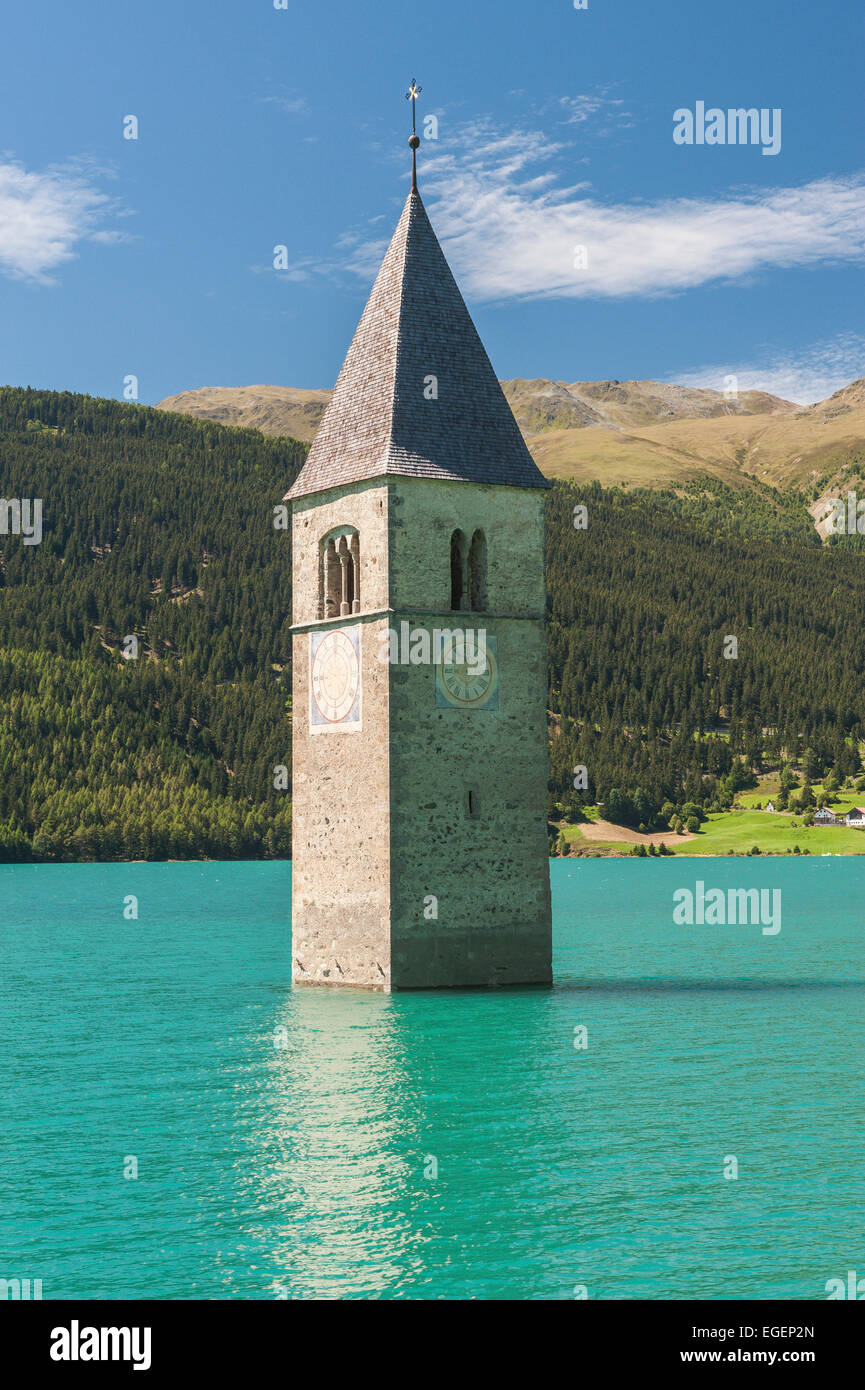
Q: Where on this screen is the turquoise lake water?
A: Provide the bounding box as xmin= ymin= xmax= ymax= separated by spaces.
xmin=1 ymin=858 xmax=862 ymax=1300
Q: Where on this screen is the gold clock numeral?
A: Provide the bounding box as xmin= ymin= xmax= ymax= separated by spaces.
xmin=312 ymin=630 xmax=359 ymax=722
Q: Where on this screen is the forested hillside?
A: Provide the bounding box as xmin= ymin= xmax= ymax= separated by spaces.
xmin=0 ymin=388 xmax=303 ymax=859
xmin=546 ymin=477 xmax=865 ymax=831
xmin=1 ymin=388 xmax=864 ymax=860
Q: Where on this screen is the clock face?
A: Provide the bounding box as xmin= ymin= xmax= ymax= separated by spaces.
xmin=436 ymin=636 xmax=499 ymax=710
xmin=311 ymin=628 xmax=361 ymax=726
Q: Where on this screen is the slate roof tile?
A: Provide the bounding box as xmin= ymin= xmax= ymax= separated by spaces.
xmin=286 ymin=187 xmax=549 ymax=499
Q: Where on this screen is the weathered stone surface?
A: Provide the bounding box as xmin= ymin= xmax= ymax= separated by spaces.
xmin=389 ymin=476 xmax=546 ymax=617
xmin=292 ymin=481 xmax=389 ymax=627
xmin=291 ymin=479 xmax=552 ymax=990
xmin=289 ymin=184 xmax=552 ymax=991
xmin=291 ymin=612 xmax=392 ymax=990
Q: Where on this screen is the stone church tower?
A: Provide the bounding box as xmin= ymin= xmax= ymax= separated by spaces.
xmin=286 ymin=116 xmax=552 ymax=990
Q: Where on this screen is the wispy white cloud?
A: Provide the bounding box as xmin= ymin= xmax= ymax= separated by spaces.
xmin=553 ymin=91 xmax=635 ymax=133
xmin=409 ymin=121 xmax=865 ymax=302
xmin=259 ymin=93 xmax=307 ymax=115
xmin=336 ymin=104 xmax=865 ymax=304
xmin=272 ymin=97 xmax=865 ymax=320
xmin=0 ymin=158 xmax=123 ymax=283
xmin=251 ymin=255 xmax=324 ymax=282
xmin=670 ymin=334 xmax=865 ymax=405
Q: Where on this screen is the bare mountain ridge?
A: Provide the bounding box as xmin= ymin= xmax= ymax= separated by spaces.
xmin=802 ymin=377 xmax=865 ymax=419
xmin=156 ymin=376 xmax=865 ymax=496
xmin=156 ymin=385 xmax=332 ymax=443
xmin=501 ymin=378 xmax=798 ymax=434
xmin=157 ymin=377 xmax=802 ymax=442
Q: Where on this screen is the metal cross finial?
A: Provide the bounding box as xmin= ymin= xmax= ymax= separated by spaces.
xmin=405 ymin=79 xmax=422 ymax=191
xmin=405 ymin=79 xmax=422 ymax=130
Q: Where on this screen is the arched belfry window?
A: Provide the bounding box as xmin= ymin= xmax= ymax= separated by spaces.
xmin=320 ymin=526 xmax=360 ymax=619
xmin=450 ymin=529 xmax=468 ymax=612
xmin=468 ymin=529 xmax=487 ymax=611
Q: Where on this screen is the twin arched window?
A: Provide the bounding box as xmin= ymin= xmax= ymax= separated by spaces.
xmin=321 ymin=527 xmax=360 ymax=619
xmin=317 ymin=525 xmax=485 ymax=618
xmin=450 ymin=528 xmax=487 ymax=612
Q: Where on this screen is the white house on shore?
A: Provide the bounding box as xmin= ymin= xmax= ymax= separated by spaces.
xmin=813 ymin=806 xmax=865 ymax=827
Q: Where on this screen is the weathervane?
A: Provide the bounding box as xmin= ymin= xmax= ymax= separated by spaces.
xmin=405 ymin=78 xmax=422 ymax=190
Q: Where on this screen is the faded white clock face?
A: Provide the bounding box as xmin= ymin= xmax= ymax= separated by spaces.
xmin=311 ymin=629 xmax=359 ymax=723
xmin=438 ymin=646 xmax=497 ymax=706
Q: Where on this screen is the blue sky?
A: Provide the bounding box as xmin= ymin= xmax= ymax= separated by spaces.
xmin=1 ymin=0 xmax=862 ymax=406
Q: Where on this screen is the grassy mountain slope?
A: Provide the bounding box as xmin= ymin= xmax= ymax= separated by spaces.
xmin=158 ymin=377 xmax=865 ymax=500
xmin=532 ymin=404 xmax=865 ymax=491
xmin=157 ymin=385 xmax=331 ymax=442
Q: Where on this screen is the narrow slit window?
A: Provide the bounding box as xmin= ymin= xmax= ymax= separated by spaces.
xmin=468 ymin=529 xmax=487 ymax=611
xmin=450 ymin=529 xmax=467 ymax=611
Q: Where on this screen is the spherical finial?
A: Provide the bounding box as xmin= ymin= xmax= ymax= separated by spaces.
xmin=405 ymin=79 xmax=423 ymax=192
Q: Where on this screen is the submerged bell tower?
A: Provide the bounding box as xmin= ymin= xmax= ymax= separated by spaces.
xmin=286 ymin=84 xmax=552 ymax=989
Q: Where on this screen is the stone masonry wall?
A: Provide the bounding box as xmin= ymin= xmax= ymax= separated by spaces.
xmin=387 ymin=478 xmax=552 ymax=988
xmin=291 ymin=615 xmax=392 ymax=988
xmin=388 ymin=614 xmax=552 ymax=987
xmin=291 ymin=482 xmax=392 ymax=988
xmin=291 ymin=475 xmax=552 ymax=990
xmin=291 ymin=480 xmax=390 ymax=627
xmin=387 ymin=477 xmax=547 ymax=616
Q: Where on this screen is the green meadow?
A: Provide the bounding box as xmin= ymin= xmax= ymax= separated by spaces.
xmin=566 ymin=807 xmax=865 ymax=856
xmin=669 ymin=809 xmax=865 ymax=856
xmin=736 ymin=779 xmax=865 ymax=817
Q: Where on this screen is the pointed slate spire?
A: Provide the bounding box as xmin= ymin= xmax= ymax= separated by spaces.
xmin=286 ymin=178 xmax=549 ymax=500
